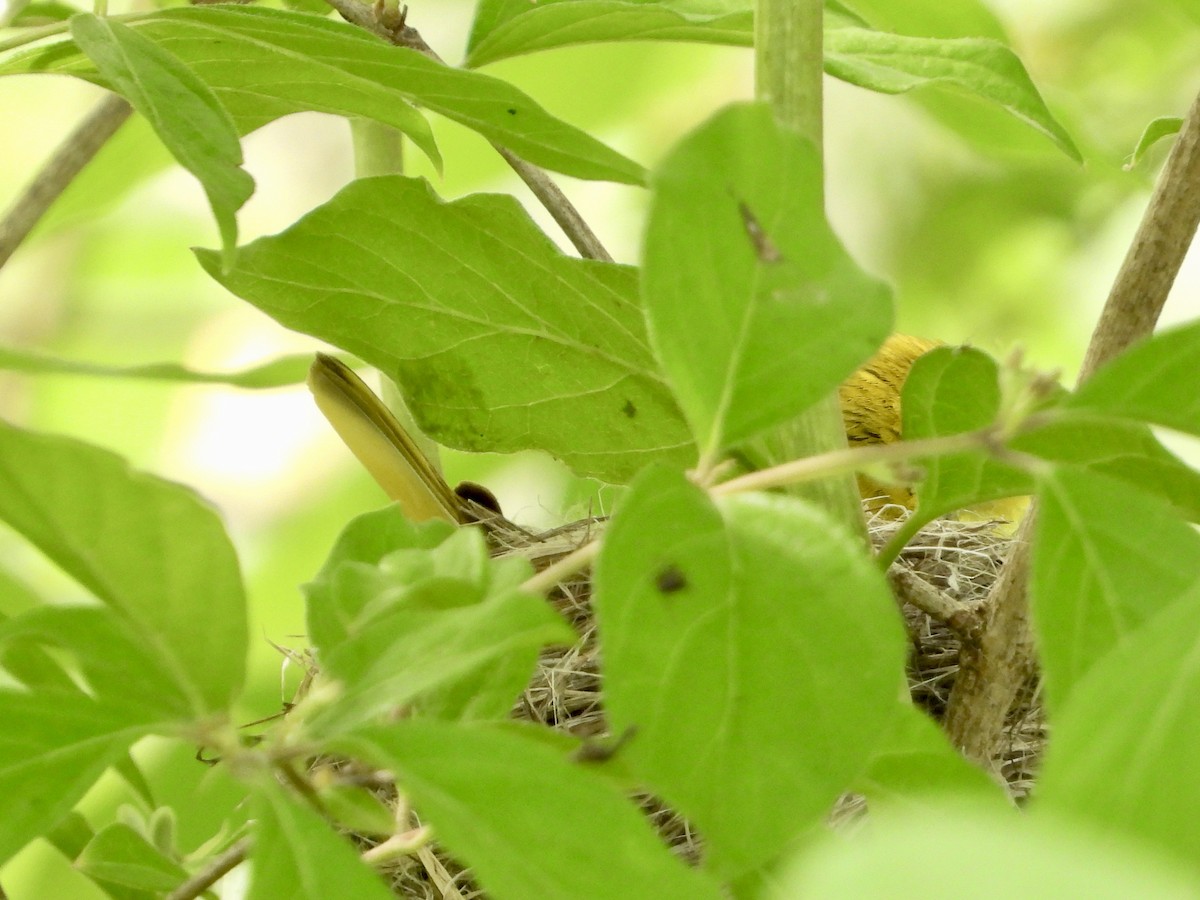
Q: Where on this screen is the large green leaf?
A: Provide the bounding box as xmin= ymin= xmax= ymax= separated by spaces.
xmin=200 ymin=175 xmax=693 ymax=483
xmin=338 ymin=721 xmax=724 ymax=900
xmin=1032 ymin=466 xmax=1200 ymax=708
xmin=1068 ymin=319 xmax=1200 ymax=437
xmin=0 ymin=420 xmax=247 ymax=714
xmin=464 ymin=1 xmax=1077 ymax=160
xmin=0 ymin=689 xmax=151 ymax=866
xmin=1036 ymin=584 xmax=1200 ymax=875
xmin=593 ymin=466 xmax=905 ymax=877
xmin=0 ymin=6 xmax=643 ymax=184
xmin=643 ymin=103 xmax=892 ymax=459
xmin=69 ymin=13 xmax=254 ymax=262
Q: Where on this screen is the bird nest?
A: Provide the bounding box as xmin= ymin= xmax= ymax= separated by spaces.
xmin=352 ymin=502 xmax=1043 ymax=898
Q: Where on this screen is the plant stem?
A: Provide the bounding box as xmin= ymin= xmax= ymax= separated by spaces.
xmin=0 ymin=94 xmax=132 ymax=272
xmin=944 ymin=83 xmax=1200 ymax=769
xmin=166 ymin=838 xmax=250 ymax=900
xmin=752 ymin=0 xmax=866 ymax=539
xmin=324 ymin=0 xmax=611 ymax=261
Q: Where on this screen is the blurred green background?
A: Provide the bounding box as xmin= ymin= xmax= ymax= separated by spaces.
xmin=1 ymin=0 xmax=1199 ymax=894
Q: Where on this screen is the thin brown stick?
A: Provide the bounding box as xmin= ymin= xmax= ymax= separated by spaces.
xmin=1079 ymin=86 xmax=1200 ymax=382
xmin=323 ymin=0 xmax=611 ymax=261
xmin=0 ymin=94 xmax=132 ymax=271
xmin=888 ymin=568 xmax=982 ymax=643
xmin=945 ymin=83 xmax=1200 ymax=769
xmin=165 ymin=838 xmax=250 ymax=900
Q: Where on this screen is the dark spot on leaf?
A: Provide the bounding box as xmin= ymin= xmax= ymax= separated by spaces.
xmin=655 ymin=564 xmax=687 ymax=594
xmin=622 ymin=399 xmax=637 ymax=418
xmin=737 ymin=199 xmax=783 ymax=263
xmin=507 ymin=108 xmax=518 ymax=115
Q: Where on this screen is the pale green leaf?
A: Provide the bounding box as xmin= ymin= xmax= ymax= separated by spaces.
xmin=248 ymin=785 xmax=394 ymax=900
xmin=772 ymin=803 xmax=1198 ymax=899
xmin=200 ymin=175 xmax=693 ymax=483
xmin=1036 ymin=585 xmax=1200 ymax=874
xmin=466 ymin=0 xmax=752 ymax=68
xmin=2 ymin=7 xmax=643 ymax=184
xmin=69 ymin=13 xmax=254 ymax=262
xmin=0 ymin=344 xmax=320 ymax=388
xmin=1126 ymin=116 xmax=1183 ymax=169
xmin=593 ymin=466 xmax=906 ymax=877
xmin=0 ymin=420 xmax=247 ymax=714
xmin=1068 ymin=319 xmax=1200 ymax=437
xmin=825 ymin=27 xmax=1081 ymax=161
xmin=1032 ymin=466 xmax=1200 ymax=707
xmin=76 ymin=823 xmax=187 ymax=892
xmin=643 ymin=103 xmax=892 ymax=457
xmin=303 ymin=513 xmax=571 ymax=735
xmin=337 ymin=721 xmax=724 ymax=900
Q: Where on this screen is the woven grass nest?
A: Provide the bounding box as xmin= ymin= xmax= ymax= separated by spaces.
xmin=352 ymin=502 xmax=1043 ymax=898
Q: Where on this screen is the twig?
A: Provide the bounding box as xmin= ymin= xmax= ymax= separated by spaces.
xmin=887 ymin=567 xmax=981 ymax=644
xmin=945 ymin=83 xmax=1200 ymax=768
xmin=711 ymin=428 xmax=996 ymax=497
xmin=1079 ymin=86 xmax=1200 ymax=381
xmin=166 ymin=838 xmax=250 ymax=900
xmin=521 ymin=538 xmax=599 ymax=596
xmin=322 ymin=0 xmax=612 ymax=261
xmin=0 ymin=94 xmax=132 ymax=271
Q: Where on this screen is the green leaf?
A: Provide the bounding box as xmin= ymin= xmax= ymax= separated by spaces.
xmin=76 ymin=823 xmax=187 ymax=892
xmin=593 ymin=466 xmax=906 ymax=877
xmin=1036 ymin=585 xmax=1200 ymax=874
xmin=463 ymin=2 xmax=1075 ymax=161
xmin=0 ymin=344 xmax=319 ymax=388
xmin=858 ymin=704 xmax=1007 ymax=808
xmin=1126 ymin=116 xmax=1183 ymax=169
xmin=901 ymin=345 xmax=1031 ymax=518
xmin=0 ymin=606 xmax=197 ymax=720
xmin=248 ymin=785 xmax=394 ymax=900
xmin=337 ymin=721 xmax=724 ymax=900
xmin=200 ymin=175 xmax=693 ymax=483
xmin=824 ymin=27 xmax=1082 ymax=161
xmin=69 ymin=13 xmax=254 ymax=264
xmin=643 ymin=103 xmax=892 ymax=458
xmin=466 ymin=0 xmax=753 ymax=68
xmin=0 ymin=689 xmax=150 ymax=866
xmin=1032 ymin=466 xmax=1200 ymax=708
xmin=0 ymin=420 xmax=247 ymax=714
xmin=303 ymin=511 xmax=572 ymax=735
xmin=1068 ymin=319 xmax=1200 ymax=437
xmin=2 ymin=7 xmax=643 ymax=185
xmin=772 ymin=802 xmax=1199 ymax=899
xmin=1014 ymin=414 xmax=1200 ymax=523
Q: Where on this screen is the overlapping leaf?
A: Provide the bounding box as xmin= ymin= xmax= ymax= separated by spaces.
xmin=1032 ymin=466 xmax=1200 ymax=707
xmin=338 ymin=721 xmax=724 ymax=900
xmin=593 ymin=466 xmax=905 ymax=877
xmin=201 ymin=175 xmax=693 ymax=483
xmin=643 ymin=103 xmax=892 ymax=459
xmin=0 ymin=420 xmax=247 ymax=714
xmin=0 ymin=6 xmax=643 ymax=184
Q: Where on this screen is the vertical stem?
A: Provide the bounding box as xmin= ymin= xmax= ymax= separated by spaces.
xmin=752 ymin=0 xmax=866 ymax=539
xmin=346 ymin=118 xmax=445 ymax=472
